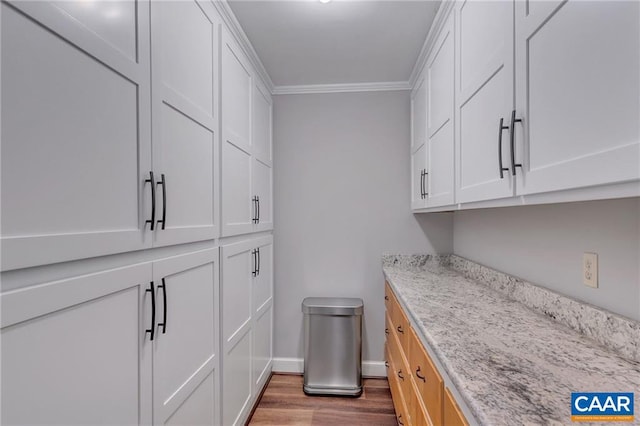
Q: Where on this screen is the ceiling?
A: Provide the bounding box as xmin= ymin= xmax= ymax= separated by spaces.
xmin=228 ymin=0 xmax=441 ymax=88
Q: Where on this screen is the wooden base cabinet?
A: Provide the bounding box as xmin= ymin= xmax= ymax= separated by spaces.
xmin=0 ymin=248 xmax=220 ymax=425
xmin=385 ymin=281 xmax=467 ymax=426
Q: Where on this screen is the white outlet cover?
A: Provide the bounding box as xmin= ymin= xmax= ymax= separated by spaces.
xmin=583 ymin=252 xmax=598 ymax=288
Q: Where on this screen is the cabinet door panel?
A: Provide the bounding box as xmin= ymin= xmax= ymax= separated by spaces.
xmin=223 ymin=328 xmax=252 ymax=426
xmin=1 ymin=264 xmax=152 ymax=425
xmin=253 ymin=241 xmax=273 ymax=313
xmin=427 ymin=123 xmax=455 ymax=207
xmin=1 ymin=2 xmax=151 ymax=270
xmin=165 ymin=371 xmax=216 ymax=426
xmin=411 ymin=144 xmax=427 ymax=210
xmin=222 ymin=142 xmax=253 ymax=236
xmin=456 ymin=0 xmax=514 ymax=203
xmin=253 ymin=307 xmax=272 ymax=392
xmin=152 ymin=248 xmax=218 ymax=424
xmin=150 ymin=0 xmax=219 ymax=246
xmin=253 ymin=158 xmax=273 ymax=231
xmin=412 ymin=74 xmax=428 ymax=153
xmin=222 ymin=30 xmax=252 ymax=153
xmin=427 ymin=20 xmax=454 ymax=138
xmin=253 ymin=83 xmax=273 ymax=166
xmin=515 ymin=0 xmax=640 ymax=195
xmin=222 ymin=241 xmax=253 ymax=343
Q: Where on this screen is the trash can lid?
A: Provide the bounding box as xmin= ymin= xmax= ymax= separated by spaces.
xmin=302 ymin=297 xmax=363 ymax=316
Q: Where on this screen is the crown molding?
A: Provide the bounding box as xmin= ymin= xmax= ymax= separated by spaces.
xmin=408 ymin=0 xmax=455 ymax=89
xmin=212 ymin=0 xmax=275 ymax=93
xmin=272 ymin=81 xmax=412 ymax=95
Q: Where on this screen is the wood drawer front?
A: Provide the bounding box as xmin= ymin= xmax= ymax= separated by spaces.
xmin=386 ymin=283 xmax=410 ymax=353
xmin=444 ymin=387 xmax=468 ymax=426
xmin=387 ymin=345 xmax=411 ymax=426
xmin=385 ymin=281 xmax=394 ymax=316
xmin=410 ymin=386 xmax=433 ymax=426
xmin=409 ymin=326 xmax=443 ymax=426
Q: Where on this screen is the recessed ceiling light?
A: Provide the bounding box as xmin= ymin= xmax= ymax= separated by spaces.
xmin=319 ymin=0 xmax=331 ymax=4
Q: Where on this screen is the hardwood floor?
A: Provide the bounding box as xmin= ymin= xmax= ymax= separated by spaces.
xmin=247 ymin=374 xmax=397 ymax=425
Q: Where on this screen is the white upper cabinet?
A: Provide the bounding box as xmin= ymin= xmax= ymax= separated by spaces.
xmin=1 ymin=1 xmax=151 ymax=270
xmin=425 ymin=13 xmax=455 ymax=208
xmin=455 ymin=0 xmax=514 ymax=204
xmin=150 ymin=0 xmax=220 ymax=247
xmin=514 ymin=0 xmax=640 ymax=195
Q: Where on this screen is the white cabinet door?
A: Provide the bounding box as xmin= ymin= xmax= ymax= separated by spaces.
xmin=150 ymin=0 xmax=220 ymax=247
xmin=1 ymin=1 xmax=151 ymax=270
xmin=411 ymin=144 xmax=427 ymax=210
xmin=253 ymin=158 xmax=273 ymax=231
xmin=252 ymin=307 xmax=272 ymax=394
xmin=411 ymin=73 xmax=428 ymax=154
xmin=455 ymin=0 xmax=514 ymax=204
xmin=221 ymin=239 xmax=255 ymax=425
xmin=152 ymin=248 xmax=219 ymax=426
xmin=221 ymin=29 xmax=254 ymax=237
xmin=251 ymin=238 xmax=273 ymax=394
xmin=515 ymin=0 xmax=640 ymax=195
xmin=1 ymin=263 xmax=152 ymax=425
xmin=253 ymin=82 xmax=273 ymax=166
xmin=425 ymin=13 xmax=455 ymax=208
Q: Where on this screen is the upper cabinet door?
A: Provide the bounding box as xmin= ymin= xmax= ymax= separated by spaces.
xmin=1 ymin=1 xmax=152 ymax=271
xmin=426 ymin=13 xmax=455 ymax=208
xmin=515 ymin=0 xmax=640 ymax=195
xmin=411 ymin=144 xmax=427 ymax=210
xmin=411 ymin=73 xmax=428 ymax=154
xmin=150 ymin=0 xmax=220 ymax=247
xmin=221 ymin=29 xmax=254 ymax=237
xmin=253 ymin=82 xmax=273 ymax=166
xmin=455 ymin=0 xmax=514 ymax=204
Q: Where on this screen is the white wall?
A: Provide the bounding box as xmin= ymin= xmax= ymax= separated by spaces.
xmin=453 ymin=198 xmax=640 ymax=321
xmin=273 ymin=91 xmax=453 ymax=366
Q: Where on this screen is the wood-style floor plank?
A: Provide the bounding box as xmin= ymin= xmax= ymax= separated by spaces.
xmin=247 ymin=374 xmax=396 ymax=425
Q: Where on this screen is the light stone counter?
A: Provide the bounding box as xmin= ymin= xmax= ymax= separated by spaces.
xmin=382 ymin=254 xmax=640 ymax=426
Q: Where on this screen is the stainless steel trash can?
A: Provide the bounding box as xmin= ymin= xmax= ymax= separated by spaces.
xmin=302 ymin=297 xmax=363 ymax=396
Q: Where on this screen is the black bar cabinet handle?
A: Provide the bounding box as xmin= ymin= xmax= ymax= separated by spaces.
xmin=397 ymin=370 xmax=404 ymax=381
xmin=498 ymin=118 xmax=510 ymax=179
xmin=256 ymin=196 xmax=260 ymax=223
xmin=157 ymin=174 xmax=166 ymax=230
xmin=252 ymin=196 xmax=258 ymax=224
xmin=146 ymin=282 xmax=156 ymax=341
xmin=510 ymin=110 xmax=523 ymax=175
xmin=423 ymin=169 xmax=428 ymax=197
xmin=145 ymin=172 xmax=156 ymax=231
xmin=257 ymin=247 xmax=261 ymax=276
xmin=158 ymin=278 xmax=167 ymax=334
xmin=252 ymin=249 xmax=257 ymax=277
xmin=416 ymin=366 xmax=426 ymax=382
xmin=420 ymin=169 xmax=424 ymax=199
xmin=397 ymin=325 xmax=404 ymax=334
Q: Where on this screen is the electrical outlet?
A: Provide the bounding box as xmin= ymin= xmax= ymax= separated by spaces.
xmin=583 ymin=252 xmax=598 ymax=288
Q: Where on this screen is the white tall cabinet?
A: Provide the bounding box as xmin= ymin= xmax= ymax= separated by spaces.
xmin=1 ymin=1 xmax=274 ymax=425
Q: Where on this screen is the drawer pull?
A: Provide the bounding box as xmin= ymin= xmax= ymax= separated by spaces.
xmin=416 ymin=366 xmax=426 ymax=382
xmin=397 ymin=325 xmax=404 ymax=334
xmin=385 ymin=328 xmax=389 ymax=335
xmin=397 ymin=370 xmax=404 ymax=381
xmin=385 ymin=361 xmax=389 ymax=368
xmin=385 ymin=295 xmax=389 ymax=301
xmin=398 ymin=415 xmax=404 ymax=426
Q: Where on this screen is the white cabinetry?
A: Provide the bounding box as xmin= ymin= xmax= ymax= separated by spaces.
xmin=1 ymin=264 xmax=153 ymax=425
xmin=1 ymin=1 xmax=151 ymax=270
xmin=221 ymin=29 xmax=273 ymax=237
xmin=150 ymin=0 xmax=220 ymax=247
xmin=514 ymin=0 xmax=639 ymax=196
xmin=221 ymin=236 xmax=273 ymax=425
xmin=455 ymin=0 xmax=514 ymax=204
xmin=1 ymin=248 xmax=220 ymax=426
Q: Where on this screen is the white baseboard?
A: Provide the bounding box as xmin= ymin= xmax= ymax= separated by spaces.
xmin=272 ymin=357 xmax=387 ymax=378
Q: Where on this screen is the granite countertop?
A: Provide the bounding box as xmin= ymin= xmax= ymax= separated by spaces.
xmin=382 ymin=254 xmax=640 ymax=426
